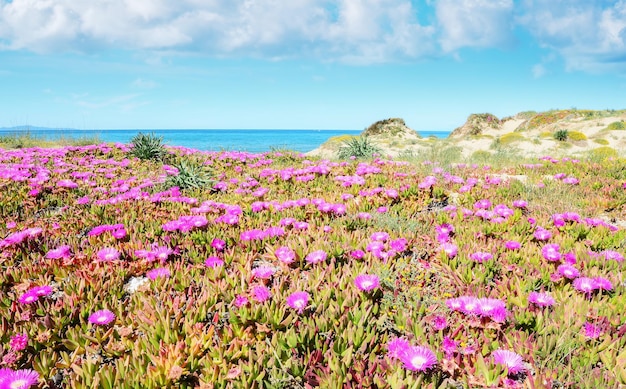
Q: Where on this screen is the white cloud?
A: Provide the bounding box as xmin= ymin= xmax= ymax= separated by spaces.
xmin=0 ymin=0 xmax=435 ymax=63
xmin=131 ymin=78 xmax=158 ymax=89
xmin=532 ymin=63 xmax=546 ymax=78
xmin=436 ymin=0 xmax=515 ymax=52
xmin=518 ymin=0 xmax=626 ymax=72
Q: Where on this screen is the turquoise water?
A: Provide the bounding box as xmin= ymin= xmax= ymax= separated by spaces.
xmin=0 ymin=128 xmax=451 ymax=153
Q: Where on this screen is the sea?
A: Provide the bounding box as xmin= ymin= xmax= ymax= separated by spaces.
xmin=0 ymin=128 xmax=452 ymax=153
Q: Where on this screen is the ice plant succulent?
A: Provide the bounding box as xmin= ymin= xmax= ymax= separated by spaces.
xmin=88 ymin=309 xmax=116 ymax=326
xmin=286 ymin=291 xmax=309 ymax=314
xmin=492 ymin=349 xmax=526 ymax=375
xmin=0 ymin=368 xmax=40 ymax=389
xmin=354 ymin=274 xmax=380 ymax=292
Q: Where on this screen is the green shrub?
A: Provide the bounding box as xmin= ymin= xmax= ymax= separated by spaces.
xmin=593 ymin=139 xmax=609 ymax=145
xmin=607 ymin=121 xmax=625 ymax=131
xmin=337 ymin=136 xmax=382 ymax=159
xmin=567 ymin=131 xmax=587 ymax=141
xmin=129 ymin=132 xmax=168 ymax=161
xmin=499 ymin=132 xmax=526 ymax=145
xmin=554 ymin=129 xmax=569 ymax=141
xmin=588 ymin=146 xmax=618 ymax=161
xmin=164 ymin=159 xmax=214 ymax=190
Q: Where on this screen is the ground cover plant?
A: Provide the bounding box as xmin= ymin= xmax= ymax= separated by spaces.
xmin=0 ymin=141 xmax=625 ymax=388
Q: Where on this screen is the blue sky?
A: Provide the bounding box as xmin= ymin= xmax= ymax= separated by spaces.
xmin=1 ymin=0 xmax=625 ymax=131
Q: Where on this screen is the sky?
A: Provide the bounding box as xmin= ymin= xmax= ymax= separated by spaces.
xmin=0 ymin=0 xmax=626 ymax=131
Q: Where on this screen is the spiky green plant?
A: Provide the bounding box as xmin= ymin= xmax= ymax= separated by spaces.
xmin=164 ymin=159 xmax=214 ymax=190
xmin=554 ymin=129 xmax=569 ymax=141
xmin=129 ymin=132 xmax=168 ymax=161
xmin=337 ymin=136 xmax=382 ymax=159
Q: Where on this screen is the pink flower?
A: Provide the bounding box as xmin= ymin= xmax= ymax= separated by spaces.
xmin=387 ymin=338 xmax=410 ymax=359
xmin=251 ymin=266 xmax=276 ymax=279
xmin=470 ymin=251 xmax=493 ymax=263
xmin=431 ymin=315 xmax=448 ymax=331
xmin=45 ymin=245 xmax=71 ymax=259
xmin=602 ymin=250 xmax=624 ymax=263
xmin=252 ymin=285 xmax=271 ymax=302
xmin=390 ymin=238 xmax=407 ymax=252
xmin=233 ymin=295 xmax=249 ymax=308
xmin=440 ymin=243 xmax=458 ymax=258
xmin=534 ymin=228 xmax=552 ymax=241
xmin=492 ymin=349 xmax=525 ymax=374
xmin=305 ymin=250 xmax=327 ymax=264
xmin=541 ymin=244 xmax=561 ymax=262
xmin=354 ymin=274 xmax=380 ymax=291
xmin=370 ymin=232 xmax=389 ymax=242
xmin=97 ymin=247 xmax=120 ymax=262
xmin=573 ymin=277 xmax=595 ymax=294
xmin=88 ymin=309 xmax=116 ymax=326
xmin=505 ymin=241 xmax=521 ymax=250
xmin=205 ymin=256 xmax=224 ymax=268
xmin=442 ymin=336 xmax=457 ymax=357
xmin=557 ymin=263 xmax=579 ymax=279
xmin=583 ymin=322 xmax=603 ymax=339
xmin=275 ymin=246 xmax=296 ymax=264
xmin=151 ymin=246 xmax=173 ymax=263
xmin=0 ymin=368 xmax=40 ymax=389
xmin=286 ymin=291 xmax=309 ymax=313
xmin=9 ymin=333 xmax=28 ymax=351
xmin=18 ymin=292 xmax=39 ymax=305
xmin=146 ymin=267 xmax=171 ymax=280
xmin=593 ymin=277 xmax=613 ymax=291
xmin=31 ymin=285 xmax=52 ymax=297
xmin=528 ymin=292 xmax=555 ymax=308
xmin=399 ymin=346 xmax=438 ymax=372
xmin=211 ymin=238 xmax=226 ymax=251
xmin=112 ymin=228 xmax=127 ymax=239
xmin=474 ymin=199 xmax=492 ymax=209
xmin=350 ymin=249 xmax=365 ymax=259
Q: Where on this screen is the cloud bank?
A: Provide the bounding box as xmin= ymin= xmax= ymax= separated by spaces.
xmin=0 ymin=0 xmax=624 ymax=70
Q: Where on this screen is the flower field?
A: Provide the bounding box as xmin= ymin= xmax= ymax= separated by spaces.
xmin=0 ymin=141 xmax=625 ymax=388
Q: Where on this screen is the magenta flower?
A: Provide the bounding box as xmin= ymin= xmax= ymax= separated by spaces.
xmin=583 ymin=322 xmax=603 ymax=339
xmin=0 ymin=368 xmax=40 ymax=389
xmin=370 ymin=232 xmax=389 ymax=242
xmin=534 ymin=228 xmax=552 ymax=241
xmin=251 ymin=266 xmax=276 ymax=279
xmin=440 ymin=243 xmax=458 ymax=258
xmin=354 ymin=274 xmax=380 ymax=291
xmin=431 ymin=315 xmax=448 ymax=331
xmin=387 ymin=338 xmax=410 ymax=359
xmin=505 ymin=241 xmax=521 ymax=250
xmin=350 ymin=249 xmax=365 ymax=259
xmin=9 ymin=333 xmax=28 ymax=351
xmin=390 ymin=238 xmax=407 ymax=252
xmin=252 ymin=285 xmax=271 ymax=302
xmin=557 ymin=263 xmax=579 ymax=279
xmin=233 ymin=295 xmax=249 ymax=308
xmin=470 ymin=251 xmax=493 ymax=263
xmin=541 ymin=244 xmax=562 ymax=262
xmin=528 ymin=292 xmax=555 ymax=308
xmin=492 ymin=349 xmax=526 ymax=374
xmin=97 ymin=247 xmax=120 ymax=262
xmin=399 ymin=346 xmax=438 ymax=372
xmin=593 ymin=277 xmax=613 ymax=291
xmin=146 ymin=267 xmax=171 ymax=280
xmin=474 ymin=199 xmax=492 ymax=209
xmin=112 ymin=228 xmax=127 ymax=239
xmin=88 ymin=309 xmax=116 ymax=326
xmin=305 ymin=250 xmax=327 ymax=264
xmin=275 ymin=246 xmax=296 ymax=264
xmin=18 ymin=292 xmax=39 ymax=305
xmin=442 ymin=336 xmax=458 ymax=357
xmin=211 ymin=238 xmax=226 ymax=251
xmin=573 ymin=277 xmax=595 ymax=294
xmin=205 ymin=256 xmax=224 ymax=268
xmin=286 ymin=291 xmax=309 ymax=313
xmin=151 ymin=246 xmax=173 ymax=263
xmin=602 ymin=250 xmax=624 ymax=263
xmin=45 ymin=245 xmax=71 ymax=259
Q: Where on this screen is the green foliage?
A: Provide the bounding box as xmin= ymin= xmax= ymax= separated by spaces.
xmin=568 ymin=131 xmax=587 ymax=141
xmin=554 ymin=129 xmax=569 ymax=141
xmin=588 ymin=146 xmax=618 ymax=161
xmin=0 ymin=131 xmax=101 ymax=149
xmin=337 ymin=136 xmax=382 ymax=159
xmin=593 ymin=138 xmax=610 ymax=145
xmin=164 ymin=159 xmax=214 ymax=190
xmin=607 ymin=121 xmax=625 ymax=131
xmin=498 ymin=132 xmax=526 ymax=146
xmin=129 ymin=132 xmax=168 ymax=161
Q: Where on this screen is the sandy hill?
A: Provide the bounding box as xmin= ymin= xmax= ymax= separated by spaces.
xmin=307 ymin=109 xmax=626 ymax=160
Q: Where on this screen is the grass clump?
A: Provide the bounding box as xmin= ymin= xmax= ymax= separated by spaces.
xmin=129 ymin=132 xmax=168 ymax=161
xmin=554 ymin=129 xmax=569 ymax=141
xmin=337 ymin=136 xmax=382 ymax=159
xmin=164 ymin=158 xmax=214 ymax=190
xmin=607 ymin=121 xmax=625 ymax=131
xmin=588 ymin=146 xmax=618 ymax=161
xmin=593 ymin=139 xmax=610 ymax=145
xmin=498 ymin=132 xmax=526 ymax=146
